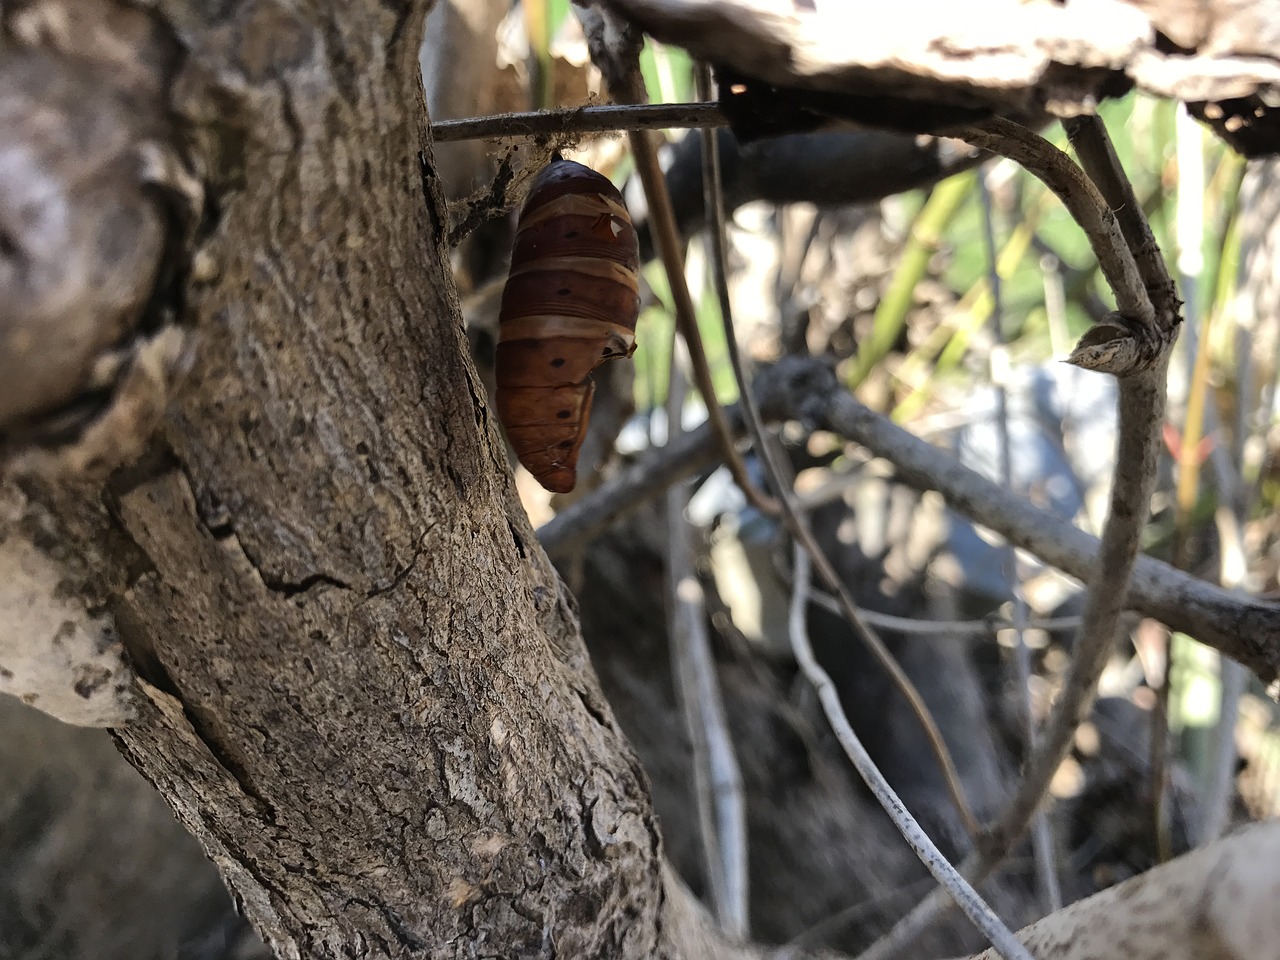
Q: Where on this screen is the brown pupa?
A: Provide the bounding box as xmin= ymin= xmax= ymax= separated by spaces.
xmin=495 ymin=158 xmax=641 ymax=493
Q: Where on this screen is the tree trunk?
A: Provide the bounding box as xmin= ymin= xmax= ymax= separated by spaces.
xmin=2 ymin=1 xmax=729 ymax=956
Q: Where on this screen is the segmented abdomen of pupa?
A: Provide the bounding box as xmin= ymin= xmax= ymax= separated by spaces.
xmin=495 ymin=158 xmax=641 ymax=493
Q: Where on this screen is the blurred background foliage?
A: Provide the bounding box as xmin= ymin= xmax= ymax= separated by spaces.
xmin=483 ymin=0 xmax=1280 ymax=880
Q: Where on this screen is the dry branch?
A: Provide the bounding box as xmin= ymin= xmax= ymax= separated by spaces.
xmin=956 ymin=119 xmax=1166 ymax=375
xmin=431 ymin=101 xmax=727 ymax=141
xmin=780 ymin=359 xmax=1276 ymax=681
xmin=542 ymin=358 xmax=1280 ymax=682
xmin=966 ymin=820 xmax=1280 ymax=960
xmin=595 ymin=0 xmax=1280 ymax=154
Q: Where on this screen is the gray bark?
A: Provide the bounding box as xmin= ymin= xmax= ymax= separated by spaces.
xmin=1 ymin=1 xmax=725 ymax=956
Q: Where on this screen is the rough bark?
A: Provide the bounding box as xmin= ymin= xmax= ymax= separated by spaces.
xmin=1 ymin=1 xmax=724 ymax=957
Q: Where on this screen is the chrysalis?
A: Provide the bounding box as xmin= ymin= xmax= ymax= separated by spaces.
xmin=495 ymin=158 xmax=641 ymax=493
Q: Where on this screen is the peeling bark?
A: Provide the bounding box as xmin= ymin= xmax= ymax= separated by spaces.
xmin=595 ymin=0 xmax=1280 ymax=154
xmin=0 ymin=482 xmax=136 ymax=726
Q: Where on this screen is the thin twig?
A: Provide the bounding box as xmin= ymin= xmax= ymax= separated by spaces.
xmin=979 ymin=170 xmax=1062 ymax=914
xmin=664 ymin=353 xmax=749 ymax=937
xmin=861 ymin=114 xmax=1176 ymax=960
xmin=619 ymin=84 xmax=779 ymax=516
xmin=804 ymin=589 xmax=1082 ymax=638
xmin=696 ymin=64 xmax=978 ymax=840
xmin=789 ymin=545 xmax=1033 ymax=960
xmin=430 ymin=101 xmax=728 ymax=142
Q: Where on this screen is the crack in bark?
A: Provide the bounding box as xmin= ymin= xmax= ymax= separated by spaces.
xmin=169 ymin=456 xmax=356 ymax=598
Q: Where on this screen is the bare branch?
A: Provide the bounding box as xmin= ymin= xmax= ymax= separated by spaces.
xmin=430 ymin=101 xmax=728 ymax=142
xmin=956 ymin=119 xmax=1167 ymax=375
xmin=697 ymin=59 xmax=979 ymax=840
xmin=541 ymin=358 xmax=1280 ymax=682
xmin=788 ymin=544 xmax=1033 ymax=960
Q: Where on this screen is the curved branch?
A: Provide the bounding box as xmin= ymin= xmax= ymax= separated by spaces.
xmin=956 ymin=119 xmax=1154 ymax=335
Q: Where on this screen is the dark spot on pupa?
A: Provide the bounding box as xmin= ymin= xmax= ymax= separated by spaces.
xmin=564 ymin=230 xmax=578 ymax=239
xmin=558 ymin=288 xmax=571 ymax=296
xmin=557 ymin=440 xmax=574 ymax=449
xmin=557 ymin=410 xmax=572 ymax=419
xmin=550 ymin=358 xmax=566 ymax=367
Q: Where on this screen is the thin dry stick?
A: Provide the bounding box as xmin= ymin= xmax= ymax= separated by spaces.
xmin=789 ymin=545 xmax=1033 ymax=960
xmin=978 ymin=171 xmax=1063 ymax=914
xmin=696 ymin=64 xmax=978 ymax=839
xmin=960 ymin=119 xmax=1154 ymax=334
xmin=664 ymin=353 xmax=750 ymax=937
xmin=859 ymin=117 xmax=1175 ymax=960
xmin=431 ymin=101 xmax=728 ymax=142
xmin=804 ymin=590 xmax=1082 ymax=637
xmin=621 ymin=91 xmax=780 ymax=516
xmin=539 ymin=359 xmax=1280 ymax=677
